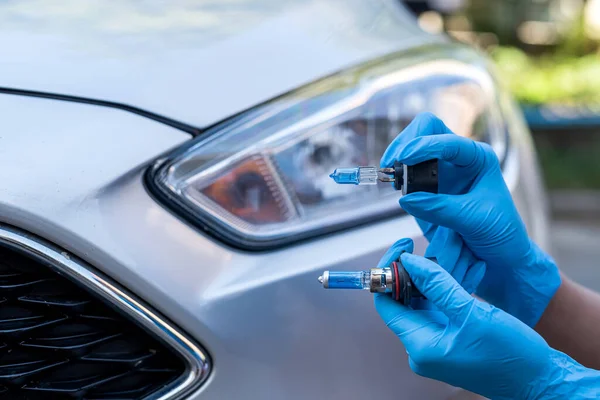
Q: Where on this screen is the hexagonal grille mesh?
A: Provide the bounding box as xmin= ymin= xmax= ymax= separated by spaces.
xmin=0 ymin=246 xmax=185 ymax=399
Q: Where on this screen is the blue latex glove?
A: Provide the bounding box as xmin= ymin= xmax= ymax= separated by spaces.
xmin=380 ymin=112 xmax=561 ymax=327
xmin=375 ymin=241 xmax=600 ymax=400
xmin=423 ymin=226 xmax=485 ymax=295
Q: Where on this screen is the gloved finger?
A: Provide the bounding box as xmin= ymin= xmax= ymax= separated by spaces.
xmin=400 ymin=253 xmax=474 ymax=322
xmin=407 ymin=356 xmax=421 ymax=376
xmin=423 ymin=228 xmax=484 ymax=294
xmin=462 ymin=260 xmax=486 ymax=294
xmin=424 ymin=227 xmax=461 ymax=265
xmin=416 ymin=217 xmax=437 ymax=243
xmin=374 ymin=293 xmax=443 ymax=338
xmin=375 ymin=238 xmax=414 ymax=269
xmin=400 ymin=192 xmax=470 ymax=234
xmin=398 ymin=134 xmax=488 ymax=169
xmin=380 ymin=112 xmax=452 ymax=168
xmin=410 ymin=296 xmax=437 ymax=311
xmin=426 ymin=228 xmax=465 ymax=281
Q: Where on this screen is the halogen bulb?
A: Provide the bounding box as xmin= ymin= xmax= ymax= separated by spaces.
xmin=329 ymin=166 xmax=378 ymax=185
xmin=319 ymin=271 xmax=371 ymax=290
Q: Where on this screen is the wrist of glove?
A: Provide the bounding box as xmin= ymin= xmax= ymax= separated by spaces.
xmin=535 ymin=351 xmax=600 ymax=400
xmin=476 ymin=239 xmax=561 ymax=328
xmin=374 ymin=240 xmax=599 ymax=400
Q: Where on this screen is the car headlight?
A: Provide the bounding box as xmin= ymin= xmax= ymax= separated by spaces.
xmin=147 ymin=45 xmax=508 ymax=250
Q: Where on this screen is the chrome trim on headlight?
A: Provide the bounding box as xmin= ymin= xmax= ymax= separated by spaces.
xmin=0 ymin=224 xmax=210 ymax=400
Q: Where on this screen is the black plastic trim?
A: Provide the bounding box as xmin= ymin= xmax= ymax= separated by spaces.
xmin=0 ymin=224 xmax=211 ymax=399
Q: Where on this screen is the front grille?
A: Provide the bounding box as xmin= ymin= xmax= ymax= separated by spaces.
xmin=0 ymin=244 xmax=187 ymax=399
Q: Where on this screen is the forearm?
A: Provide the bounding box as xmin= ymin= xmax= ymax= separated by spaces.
xmin=536 ymin=273 xmax=600 ymax=369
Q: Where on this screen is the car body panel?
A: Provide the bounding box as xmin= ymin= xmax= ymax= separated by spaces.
xmin=0 ymin=0 xmax=440 ymax=128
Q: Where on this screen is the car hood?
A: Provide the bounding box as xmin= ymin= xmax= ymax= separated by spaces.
xmin=0 ymin=0 xmax=440 ymax=128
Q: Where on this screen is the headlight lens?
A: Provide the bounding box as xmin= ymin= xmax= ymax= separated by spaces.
xmin=149 ymin=46 xmax=508 ymax=249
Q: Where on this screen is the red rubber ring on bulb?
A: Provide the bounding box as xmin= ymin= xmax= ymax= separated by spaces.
xmin=391 ymin=261 xmax=400 ymax=301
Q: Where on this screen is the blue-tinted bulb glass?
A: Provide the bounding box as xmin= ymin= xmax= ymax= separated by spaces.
xmin=329 ymin=168 xmax=360 ymax=185
xmin=327 ymin=271 xmax=370 ymax=289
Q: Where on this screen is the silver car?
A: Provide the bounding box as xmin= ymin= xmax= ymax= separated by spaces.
xmin=0 ymin=1 xmax=549 ymax=399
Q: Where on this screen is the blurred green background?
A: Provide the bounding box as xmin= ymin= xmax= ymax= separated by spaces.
xmin=405 ymin=0 xmax=600 ymax=189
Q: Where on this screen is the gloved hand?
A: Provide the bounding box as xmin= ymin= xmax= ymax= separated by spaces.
xmin=375 ymin=240 xmax=600 ymax=400
xmin=380 ymin=112 xmax=561 ymax=327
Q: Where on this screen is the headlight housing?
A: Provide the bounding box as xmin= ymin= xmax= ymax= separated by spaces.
xmin=147 ymin=45 xmax=508 ymax=250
